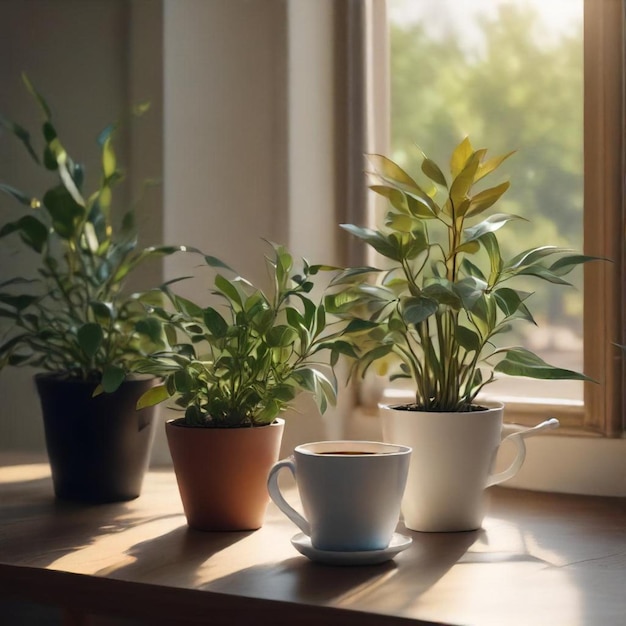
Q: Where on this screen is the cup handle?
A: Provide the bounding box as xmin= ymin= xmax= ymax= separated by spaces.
xmin=267 ymin=455 xmax=311 ymax=536
xmin=486 ymin=418 xmax=559 ymax=488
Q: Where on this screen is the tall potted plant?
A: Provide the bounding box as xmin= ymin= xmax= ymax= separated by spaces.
xmin=326 ymin=137 xmax=598 ymax=531
xmin=0 ymin=76 xmax=188 ymax=502
xmin=135 ymin=243 xmax=347 ymax=531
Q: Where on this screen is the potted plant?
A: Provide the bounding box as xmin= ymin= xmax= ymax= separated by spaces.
xmin=326 ymin=137 xmax=598 ymax=532
xmin=135 ymin=242 xmax=347 ymax=531
xmin=0 ymin=76 xmax=188 ymax=503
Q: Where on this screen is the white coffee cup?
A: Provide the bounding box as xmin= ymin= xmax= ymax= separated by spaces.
xmin=267 ymin=440 xmax=412 ymax=552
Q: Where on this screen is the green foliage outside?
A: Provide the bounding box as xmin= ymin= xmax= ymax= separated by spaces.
xmin=389 ymin=1 xmax=583 ymax=335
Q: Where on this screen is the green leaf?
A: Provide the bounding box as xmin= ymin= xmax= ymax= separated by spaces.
xmin=402 ymin=295 xmax=438 ymax=324
xmin=22 ymin=73 xmax=52 ymax=119
xmin=136 ymin=384 xmax=171 ymax=409
xmin=421 ymin=157 xmax=447 ymax=187
xmin=0 ymin=183 xmax=37 ymax=207
xmin=102 ymin=365 xmax=126 ymax=393
xmin=516 ymin=265 xmax=573 ymax=285
xmin=549 ymin=253 xmax=601 ymax=276
xmin=0 ymin=293 xmax=38 ymax=311
xmin=464 ymin=213 xmax=521 ymax=243
xmin=43 ymin=185 xmax=85 ymax=239
xmin=479 ymin=232 xmax=503 ymax=287
xmin=315 ymin=303 xmax=326 ymax=335
xmin=493 ymin=288 xmax=534 ymax=322
xmin=0 ymin=115 xmax=40 ymax=164
xmin=494 ymin=347 xmax=592 ymax=381
xmin=456 ymin=326 xmax=481 ymax=352
xmin=90 ymin=301 xmax=114 ymax=319
xmin=328 ymin=266 xmax=380 ymax=286
xmin=214 ymin=274 xmax=243 ymax=308
xmin=371 ymin=184 xmax=411 ymax=214
xmin=204 ymin=255 xmax=235 ymax=272
xmin=77 ymin=323 xmax=104 ymax=358
xmin=340 ymin=224 xmax=402 ymax=261
xmin=384 ymin=212 xmax=417 ymax=232
xmin=267 ymin=325 xmax=298 ymax=348
xmin=174 ymin=295 xmax=204 ymax=318
xmin=203 ymin=307 xmax=229 ymax=338
xmin=0 ymin=216 xmax=48 ymax=253
xmin=508 ymin=246 xmax=561 ymax=270
xmin=423 ymin=281 xmax=462 ymax=309
xmin=455 ymin=241 xmax=481 ymax=257
xmin=135 ymin=317 xmax=163 ymax=343
xmin=173 ymin=369 xmax=193 ymax=393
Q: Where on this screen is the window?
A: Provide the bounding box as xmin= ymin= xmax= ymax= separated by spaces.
xmin=379 ymin=0 xmax=623 ymax=435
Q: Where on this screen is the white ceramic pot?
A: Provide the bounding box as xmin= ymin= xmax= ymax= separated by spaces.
xmin=380 ymin=402 xmax=557 ymax=532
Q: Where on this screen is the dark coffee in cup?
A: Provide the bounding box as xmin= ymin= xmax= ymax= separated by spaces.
xmin=318 ymin=451 xmax=378 ymax=455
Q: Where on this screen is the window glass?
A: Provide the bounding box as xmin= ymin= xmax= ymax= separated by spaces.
xmin=388 ymin=0 xmax=584 ymax=402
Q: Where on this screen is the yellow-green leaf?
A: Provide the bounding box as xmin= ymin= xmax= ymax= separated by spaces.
xmin=450 ymin=137 xmax=473 ymax=178
xmin=467 ymin=181 xmax=511 ymax=217
xmin=476 ymin=150 xmax=515 ymax=182
xmin=136 ymin=384 xmax=170 ymax=410
xmin=102 ymin=136 xmax=116 ymax=179
xmin=367 ymin=154 xmax=419 ymax=189
xmin=421 ymin=158 xmax=447 ymax=187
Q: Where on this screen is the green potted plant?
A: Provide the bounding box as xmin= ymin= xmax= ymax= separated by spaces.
xmin=326 ymin=137 xmax=598 ymax=532
xmin=0 ymin=76 xmax=187 ymax=503
xmin=135 ymin=242 xmax=348 ymax=531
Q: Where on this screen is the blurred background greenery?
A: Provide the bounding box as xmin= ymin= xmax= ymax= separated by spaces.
xmin=388 ymin=0 xmax=583 ymax=400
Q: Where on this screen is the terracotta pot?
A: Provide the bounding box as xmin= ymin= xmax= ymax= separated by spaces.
xmin=166 ymin=417 xmax=285 ymax=531
xmin=35 ymin=374 xmax=159 ymax=503
xmin=380 ymin=402 xmax=527 ymax=532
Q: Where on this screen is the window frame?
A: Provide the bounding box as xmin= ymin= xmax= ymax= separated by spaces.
xmin=376 ymin=0 xmax=625 ymax=437
xmin=582 ymin=0 xmax=624 ymax=437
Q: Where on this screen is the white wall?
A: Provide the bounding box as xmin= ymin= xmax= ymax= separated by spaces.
xmin=153 ymin=0 xmax=347 ymax=463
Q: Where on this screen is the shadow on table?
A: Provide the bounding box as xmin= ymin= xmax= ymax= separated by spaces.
xmin=0 ymin=475 xmax=185 ymax=570
xmin=204 ymin=526 xmax=480 ymax=613
xmin=99 ymin=525 xmax=255 ymax=587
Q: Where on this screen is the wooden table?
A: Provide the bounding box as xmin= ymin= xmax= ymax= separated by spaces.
xmin=1 ymin=453 xmax=625 ymax=626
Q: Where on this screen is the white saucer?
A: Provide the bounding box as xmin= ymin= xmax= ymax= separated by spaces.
xmin=290 ymin=532 xmax=412 ymax=566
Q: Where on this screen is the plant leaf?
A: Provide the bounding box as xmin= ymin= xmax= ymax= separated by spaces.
xmin=203 ymin=307 xmax=228 ymax=338
xmin=136 ymin=384 xmax=171 ymax=409
xmin=0 ymin=215 xmax=48 ymax=253
xmin=102 ymin=365 xmax=126 ymax=393
xmin=77 ymin=323 xmax=103 ymax=358
xmin=494 ymin=347 xmax=592 ymax=381
xmin=466 ymin=182 xmax=511 ymax=217
xmin=402 ymin=295 xmax=438 ymax=324
xmin=421 ymin=157 xmax=447 ymax=187
xmin=450 ymin=137 xmax=473 ymax=178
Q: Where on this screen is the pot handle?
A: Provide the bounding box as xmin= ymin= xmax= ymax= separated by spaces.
xmin=486 ymin=418 xmax=559 ymax=488
xmin=267 ymin=455 xmax=311 ymax=536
